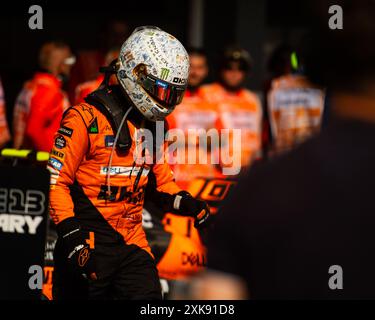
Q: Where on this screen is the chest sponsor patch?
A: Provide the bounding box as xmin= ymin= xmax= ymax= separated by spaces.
xmin=54 ymin=135 xmax=66 ymax=149
xmin=100 ymin=166 xmax=150 ymax=177
xmin=88 ymin=118 xmax=99 ymax=134
xmin=48 ymin=157 xmax=63 ymax=171
xmin=104 ymin=124 xmax=113 ymax=133
xmin=58 ymin=126 xmax=74 ymax=137
xmin=105 ymin=135 xmax=115 ymax=147
xmin=51 ymin=149 xmax=65 ymax=160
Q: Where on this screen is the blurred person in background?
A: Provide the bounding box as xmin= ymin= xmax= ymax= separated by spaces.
xmin=183 ymin=47 xmax=209 ymax=98
xmin=151 ymin=48 xmax=215 ymax=286
xmin=0 ymin=77 xmax=10 ymax=148
xmin=75 ymin=47 xmax=120 ymax=104
xmin=196 ymin=0 xmax=375 ymax=299
xmin=68 ymin=19 xmax=130 ymax=102
xmin=200 ymin=48 xmax=262 ymax=173
xmin=167 ymin=48 xmax=220 ymax=190
xmin=12 ymin=41 xmax=74 ymax=151
xmin=261 ymin=44 xmax=295 ymax=157
xmin=266 ymin=46 xmax=325 ymax=156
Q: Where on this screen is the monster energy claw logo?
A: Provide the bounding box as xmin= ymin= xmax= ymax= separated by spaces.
xmin=160 ymin=68 xmax=170 ymax=80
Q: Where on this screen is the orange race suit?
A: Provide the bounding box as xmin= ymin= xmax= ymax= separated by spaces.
xmin=13 ymin=72 xmax=70 ymax=151
xmin=48 ymin=85 xmax=181 ymax=257
xmin=48 ymin=85 xmax=190 ymax=299
xmin=200 ymin=82 xmax=263 ymax=171
xmin=0 ymin=77 xmax=10 ymax=147
xmin=267 ymin=74 xmax=325 ymax=155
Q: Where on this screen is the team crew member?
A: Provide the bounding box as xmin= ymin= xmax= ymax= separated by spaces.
xmin=262 ymin=44 xmax=297 ymax=158
xmin=75 ymin=48 xmax=120 ymax=104
xmin=167 ymin=48 xmax=221 ymax=190
xmin=157 ymin=49 xmax=215 ymax=281
xmin=200 ymin=48 xmax=262 ymax=172
xmin=13 ymin=41 xmax=74 ymax=151
xmin=74 ymin=75 xmax=104 ymax=105
xmin=183 ymin=48 xmax=209 ymax=98
xmin=49 ymin=26 xmax=210 ymax=300
xmin=267 ymin=50 xmax=325 ymax=155
xmin=0 ymin=77 xmax=10 ymax=148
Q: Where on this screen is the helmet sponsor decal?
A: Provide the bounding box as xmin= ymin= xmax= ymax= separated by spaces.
xmin=160 ymin=68 xmax=170 ymax=80
xmin=172 ymin=77 xmax=186 ymax=85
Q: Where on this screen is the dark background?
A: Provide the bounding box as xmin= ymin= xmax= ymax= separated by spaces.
xmin=0 ymin=165 xmax=49 ymax=299
xmin=0 ymin=0 xmax=320 ymax=130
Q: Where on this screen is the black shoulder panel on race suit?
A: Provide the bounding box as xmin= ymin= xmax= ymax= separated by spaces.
xmin=85 ymin=85 xmax=132 ymax=152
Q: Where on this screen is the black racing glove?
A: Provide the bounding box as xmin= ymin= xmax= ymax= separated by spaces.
xmin=172 ymin=191 xmax=211 ymax=229
xmin=56 ymin=217 xmax=97 ymax=280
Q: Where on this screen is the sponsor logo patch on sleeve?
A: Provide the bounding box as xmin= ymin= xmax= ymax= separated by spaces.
xmin=48 ymin=158 xmax=64 ymax=171
xmin=54 ymin=135 xmax=66 ymax=149
xmin=47 ymin=166 xmax=60 ymax=185
xmin=51 ymin=149 xmax=65 ymax=160
xmin=58 ymin=126 xmax=74 ymax=137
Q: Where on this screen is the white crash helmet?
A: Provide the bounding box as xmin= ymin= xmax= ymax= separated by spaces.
xmin=117 ymin=26 xmax=189 ymax=121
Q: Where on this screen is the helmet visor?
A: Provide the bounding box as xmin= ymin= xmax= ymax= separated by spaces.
xmin=139 ymin=73 xmax=187 ymax=108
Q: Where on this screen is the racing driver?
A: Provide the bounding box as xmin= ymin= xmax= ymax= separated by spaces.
xmin=48 ymin=26 xmax=210 ymax=300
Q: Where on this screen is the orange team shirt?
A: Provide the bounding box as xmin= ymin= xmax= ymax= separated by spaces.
xmin=0 ymin=78 xmax=10 ymax=148
xmin=267 ymin=74 xmax=325 ymax=154
xmin=166 ymin=88 xmax=222 ymax=191
xmin=200 ymin=83 xmax=262 ymax=173
xmin=74 ymin=74 xmax=104 ymax=105
xmin=13 ymin=72 xmax=70 ymax=151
